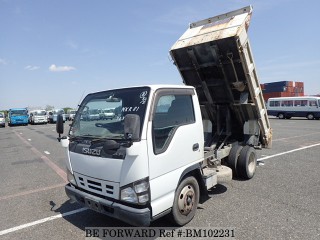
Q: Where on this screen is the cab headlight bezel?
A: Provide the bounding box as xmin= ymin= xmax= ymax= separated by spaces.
xmin=67 ymin=169 xmax=77 ymax=186
xmin=120 ymin=177 xmax=150 ymax=205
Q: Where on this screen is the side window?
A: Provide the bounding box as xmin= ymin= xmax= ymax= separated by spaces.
xmin=309 ymin=100 xmax=317 ymax=107
xmin=152 ymin=94 xmax=195 ymax=154
xmin=270 ymin=101 xmax=280 ymax=107
xmin=269 ymin=101 xmax=274 ymax=107
xmin=283 ymin=100 xmax=293 ymax=107
xmin=301 ymin=100 xmax=308 ymax=106
xmin=294 ymin=100 xmax=301 ymax=107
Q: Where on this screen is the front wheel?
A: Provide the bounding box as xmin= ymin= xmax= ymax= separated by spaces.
xmin=170 ymin=176 xmax=199 ymax=226
xmin=278 ymin=113 xmax=285 ymax=119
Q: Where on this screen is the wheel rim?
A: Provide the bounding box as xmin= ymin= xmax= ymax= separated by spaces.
xmin=248 ymin=152 xmax=256 ymax=174
xmin=177 ymin=185 xmax=195 ymax=216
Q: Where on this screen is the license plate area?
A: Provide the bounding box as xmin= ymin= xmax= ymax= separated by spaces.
xmin=85 ymin=198 xmax=101 ymax=212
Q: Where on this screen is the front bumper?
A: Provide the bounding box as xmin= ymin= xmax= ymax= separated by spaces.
xmin=34 ymin=118 xmax=46 ymax=123
xmin=65 ymin=184 xmax=151 ymax=226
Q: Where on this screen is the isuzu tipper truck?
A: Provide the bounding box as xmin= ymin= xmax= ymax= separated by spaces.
xmin=56 ymin=5 xmax=272 ymax=226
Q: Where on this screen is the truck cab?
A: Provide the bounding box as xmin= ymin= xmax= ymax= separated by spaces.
xmin=60 ymin=85 xmax=204 ymax=226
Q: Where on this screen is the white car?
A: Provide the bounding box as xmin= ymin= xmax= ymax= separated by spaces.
xmin=0 ymin=112 xmax=5 ymax=127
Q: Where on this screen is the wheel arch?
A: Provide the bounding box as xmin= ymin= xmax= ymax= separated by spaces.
xmin=177 ymin=163 xmax=208 ymax=202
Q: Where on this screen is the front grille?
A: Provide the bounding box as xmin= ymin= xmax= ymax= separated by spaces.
xmin=74 ymin=172 xmax=119 ymax=199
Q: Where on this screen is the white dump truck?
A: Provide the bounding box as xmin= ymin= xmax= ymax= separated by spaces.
xmin=56 ymin=6 xmax=272 ymax=226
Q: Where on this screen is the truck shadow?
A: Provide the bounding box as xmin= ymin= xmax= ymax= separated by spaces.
xmin=50 ymin=200 xmax=180 ymax=232
xmin=207 ymin=184 xmax=228 ymax=195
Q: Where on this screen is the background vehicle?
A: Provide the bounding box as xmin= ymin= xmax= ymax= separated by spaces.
xmin=267 ymin=96 xmax=320 ymax=120
xmin=66 ymin=109 xmax=77 ymax=121
xmin=0 ymin=112 xmax=5 ymax=127
xmin=88 ymin=109 xmax=100 ymax=121
xmin=28 ymin=109 xmax=47 ymax=124
xmin=47 ymin=109 xmax=65 ymax=123
xmin=57 ymin=6 xmax=271 ymax=227
xmin=8 ymin=108 xmax=28 ymax=126
xmin=99 ymin=108 xmax=115 ymax=120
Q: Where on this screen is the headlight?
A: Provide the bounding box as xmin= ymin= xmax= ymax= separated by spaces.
xmin=120 ymin=187 xmax=137 ymax=203
xmin=67 ymin=169 xmax=77 ymax=186
xmin=120 ymin=178 xmax=150 ymax=204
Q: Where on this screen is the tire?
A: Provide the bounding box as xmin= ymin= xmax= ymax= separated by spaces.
xmin=237 ymin=146 xmax=257 ymax=179
xmin=307 ymin=113 xmax=314 ymax=120
xmin=170 ymin=176 xmax=199 ymax=226
xmin=278 ymin=113 xmax=285 ymax=119
xmin=228 ymin=144 xmax=243 ymax=177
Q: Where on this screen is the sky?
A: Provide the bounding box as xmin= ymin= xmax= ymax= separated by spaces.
xmin=1 ymin=0 xmax=320 ymax=110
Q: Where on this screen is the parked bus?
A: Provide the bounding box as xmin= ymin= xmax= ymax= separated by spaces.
xmin=8 ymin=108 xmax=29 ymax=126
xmin=28 ymin=109 xmax=47 ymax=124
xmin=267 ymin=96 xmax=320 ymax=120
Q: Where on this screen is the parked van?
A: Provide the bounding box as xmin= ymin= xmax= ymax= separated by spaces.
xmin=29 ymin=110 xmax=47 ymax=124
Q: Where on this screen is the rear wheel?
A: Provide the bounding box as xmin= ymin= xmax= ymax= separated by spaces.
xmin=228 ymin=144 xmax=243 ymax=177
xmin=170 ymin=176 xmax=199 ymax=226
xmin=237 ymin=146 xmax=257 ymax=179
xmin=307 ymin=113 xmax=314 ymax=120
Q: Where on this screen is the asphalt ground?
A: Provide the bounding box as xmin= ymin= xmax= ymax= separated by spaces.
xmin=0 ymin=117 xmax=319 ymax=240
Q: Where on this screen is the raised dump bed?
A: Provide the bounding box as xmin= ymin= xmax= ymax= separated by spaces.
xmin=170 ymin=5 xmax=272 ymax=148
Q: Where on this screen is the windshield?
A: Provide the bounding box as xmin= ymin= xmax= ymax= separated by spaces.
xmin=53 ymin=109 xmax=64 ymax=114
xmin=0 ymin=113 xmax=3 ymax=118
xmin=89 ymin=109 xmax=100 ymax=114
xmin=34 ymin=110 xmax=46 ymax=115
xmin=11 ymin=109 xmax=28 ymax=116
xmin=70 ymin=87 xmax=150 ymax=140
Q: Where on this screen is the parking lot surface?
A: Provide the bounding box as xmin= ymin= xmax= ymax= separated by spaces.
xmin=0 ymin=118 xmax=319 ymax=239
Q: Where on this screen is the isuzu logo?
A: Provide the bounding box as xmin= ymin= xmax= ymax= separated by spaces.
xmin=82 ymin=147 xmax=101 ymax=156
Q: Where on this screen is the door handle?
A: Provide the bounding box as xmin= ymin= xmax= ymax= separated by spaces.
xmin=192 ymin=143 xmax=199 ymax=151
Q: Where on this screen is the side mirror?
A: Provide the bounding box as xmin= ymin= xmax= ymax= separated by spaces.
xmin=124 ymin=114 xmax=140 ymax=141
xmin=56 ymin=114 xmax=64 ymax=142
